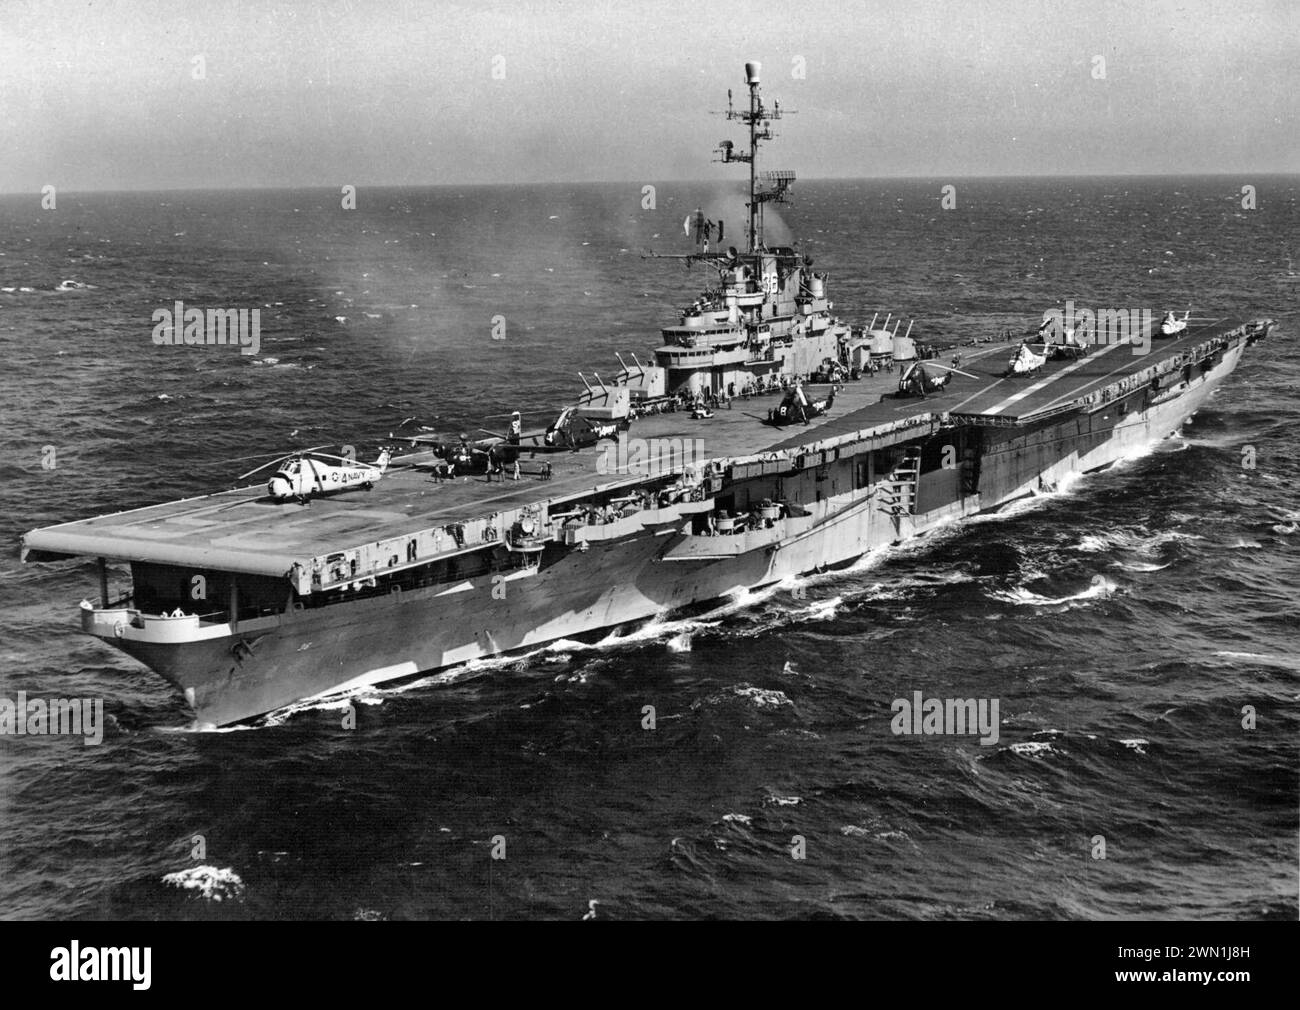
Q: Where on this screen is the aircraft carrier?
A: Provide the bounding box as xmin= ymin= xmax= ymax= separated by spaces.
xmin=21 ymin=62 xmax=1275 ymax=726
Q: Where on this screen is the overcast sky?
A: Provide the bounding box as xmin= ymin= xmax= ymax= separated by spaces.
xmin=0 ymin=0 xmax=1295 ymax=192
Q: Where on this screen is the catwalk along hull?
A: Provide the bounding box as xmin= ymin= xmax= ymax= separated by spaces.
xmin=97 ymin=337 xmax=1248 ymax=726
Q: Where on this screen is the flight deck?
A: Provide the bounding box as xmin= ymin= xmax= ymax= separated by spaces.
xmin=21 ymin=315 xmax=1259 ymax=578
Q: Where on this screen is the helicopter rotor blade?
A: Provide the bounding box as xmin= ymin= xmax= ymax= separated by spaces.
xmin=214 ymin=449 xmax=298 ymax=467
xmin=922 ymin=362 xmax=980 ymax=380
xmin=482 ymin=408 xmax=559 ymax=420
xmin=217 ymin=443 xmax=331 ymax=467
xmin=236 ymin=444 xmax=335 ymax=481
xmin=304 ymin=452 xmax=368 ymax=465
xmin=238 ymin=455 xmax=294 ymax=481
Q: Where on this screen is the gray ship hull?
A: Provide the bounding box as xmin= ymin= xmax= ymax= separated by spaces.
xmin=23 ymin=62 xmax=1272 ymax=729
xmin=110 ymin=340 xmax=1246 ymax=726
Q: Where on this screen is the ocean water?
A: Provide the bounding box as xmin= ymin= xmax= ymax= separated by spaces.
xmin=0 ymin=176 xmax=1296 ymax=920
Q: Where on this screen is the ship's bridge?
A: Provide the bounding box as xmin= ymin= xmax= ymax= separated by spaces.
xmin=655 ymin=343 xmax=754 ymax=371
xmin=662 ymin=324 xmax=746 ymax=348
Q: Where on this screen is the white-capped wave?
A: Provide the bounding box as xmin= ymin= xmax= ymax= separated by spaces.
xmin=1009 ymin=741 xmax=1059 ymax=758
xmin=543 ymin=637 xmax=592 ymax=654
xmin=1138 ymin=531 xmax=1204 ymax=554
xmin=1212 ymin=651 xmax=1300 ymax=671
xmin=989 ymin=576 xmax=1116 ymax=606
xmin=162 ymin=865 xmax=245 ymax=902
xmin=159 ymin=721 xmax=257 ymax=734
xmin=255 ymin=690 xmax=387 ymax=727
xmin=1077 ymin=528 xmax=1202 ymax=557
xmin=1110 ymin=560 xmax=1171 ymax=573
xmin=1077 ymin=531 xmax=1131 ymax=553
xmin=732 ymin=685 xmax=792 ymax=709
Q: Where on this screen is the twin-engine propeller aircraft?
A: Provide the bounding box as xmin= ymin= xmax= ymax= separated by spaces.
xmin=397 ymin=404 xmax=627 ymax=465
xmin=439 ymin=435 xmax=505 ymax=476
xmin=767 ymin=382 xmax=835 ymax=426
xmin=237 ymin=446 xmax=392 ymax=504
xmin=394 ymin=422 xmax=521 ymax=479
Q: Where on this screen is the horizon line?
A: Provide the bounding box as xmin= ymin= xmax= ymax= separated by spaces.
xmin=2 ymin=170 xmax=1296 ymax=198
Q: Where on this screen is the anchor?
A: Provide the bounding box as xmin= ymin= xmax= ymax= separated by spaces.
xmin=230 ymin=635 xmax=267 ymax=664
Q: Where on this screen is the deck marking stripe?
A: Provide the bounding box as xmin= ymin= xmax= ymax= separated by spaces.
xmin=1028 ymin=319 xmax=1227 ymax=416
xmin=983 ymin=340 xmax=1129 ymax=415
xmin=948 ymin=377 xmax=1009 ymax=413
xmin=885 ymin=344 xmax=1011 ymax=414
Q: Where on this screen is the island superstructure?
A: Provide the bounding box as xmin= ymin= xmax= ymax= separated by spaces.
xmin=610 ymin=61 xmax=846 ymax=408
xmin=21 ymin=62 xmax=1275 ymax=726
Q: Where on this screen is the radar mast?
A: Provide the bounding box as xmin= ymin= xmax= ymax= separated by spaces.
xmin=718 ymin=61 xmax=795 ymax=253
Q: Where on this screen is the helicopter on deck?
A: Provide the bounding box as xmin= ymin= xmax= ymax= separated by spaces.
xmin=542 ymin=405 xmax=626 ymax=449
xmin=238 ymin=446 xmax=393 ymax=504
xmin=1004 ymin=342 xmax=1048 ymax=378
xmin=766 ymin=382 xmax=835 ymax=426
xmin=1159 ymin=309 xmax=1191 ymax=337
xmin=895 ymin=360 xmax=978 ymax=398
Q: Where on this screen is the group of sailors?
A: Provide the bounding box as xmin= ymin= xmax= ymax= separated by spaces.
xmin=856 ymin=357 xmax=895 ymax=377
